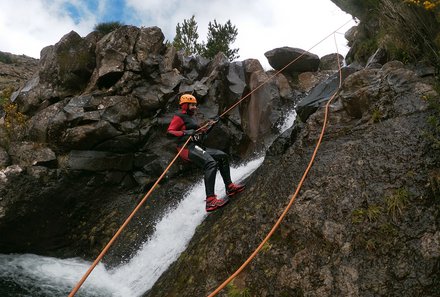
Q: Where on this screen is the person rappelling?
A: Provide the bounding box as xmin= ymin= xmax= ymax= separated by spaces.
xmin=167 ymin=94 xmax=245 ymax=212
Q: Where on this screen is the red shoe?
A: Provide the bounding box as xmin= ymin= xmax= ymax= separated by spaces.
xmin=205 ymin=195 xmax=228 ymax=212
xmin=226 ymin=183 xmax=245 ymax=197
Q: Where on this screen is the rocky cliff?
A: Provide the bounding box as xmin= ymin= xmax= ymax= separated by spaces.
xmin=145 ymin=1 xmax=440 ymax=296
xmin=0 ymin=1 xmax=439 ymax=296
xmin=147 ymin=60 xmax=439 ymax=297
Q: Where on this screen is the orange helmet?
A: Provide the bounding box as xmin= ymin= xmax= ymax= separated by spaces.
xmin=179 ymin=94 xmax=197 ymax=105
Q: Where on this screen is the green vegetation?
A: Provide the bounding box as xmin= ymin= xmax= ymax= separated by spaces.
xmin=360 ymin=223 xmax=399 ymax=254
xmin=203 ymin=20 xmax=239 ymax=61
xmin=423 ymin=92 xmax=440 ymax=150
xmin=351 ymin=188 xmax=412 ymax=254
xmin=371 ymin=108 xmax=382 ymax=123
xmin=349 ymin=0 xmax=439 ymax=66
xmin=352 ymin=204 xmax=383 ymax=223
xmin=404 ymin=0 xmax=440 ymax=10
xmin=386 ymin=42 xmax=413 ymax=64
xmin=94 ymin=21 xmax=124 ymax=35
xmin=172 ymin=15 xmax=204 ymax=56
xmin=0 ymin=52 xmax=13 ymax=64
xmin=354 ymin=38 xmax=378 ymax=63
xmin=0 ymin=86 xmax=27 ymax=147
xmin=260 ymin=241 xmax=273 ymax=253
xmin=386 ymin=188 xmax=410 ymax=221
xmin=226 ymin=281 xmax=251 ymax=297
xmin=172 ymin=15 xmax=239 ymax=61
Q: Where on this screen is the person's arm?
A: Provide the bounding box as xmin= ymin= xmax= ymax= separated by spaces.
xmin=167 ymin=115 xmax=196 ymax=137
xmin=199 ymin=118 xmax=219 ymax=134
xmin=167 ymin=115 xmax=185 ymax=137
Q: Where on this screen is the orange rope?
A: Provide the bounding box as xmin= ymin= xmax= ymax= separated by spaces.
xmin=68 ymin=137 xmax=192 ymax=297
xmin=207 ymin=34 xmax=344 ymax=297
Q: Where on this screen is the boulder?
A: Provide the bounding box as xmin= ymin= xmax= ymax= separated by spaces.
xmin=68 ymin=150 xmax=133 ymax=171
xmin=39 ymin=31 xmax=96 ymax=93
xmin=7 ymin=142 xmax=57 ymax=167
xmin=296 ymin=66 xmax=358 ymax=122
xmin=320 ymin=53 xmax=344 ymax=70
xmin=61 ymin=120 xmax=121 ymax=150
xmin=265 ymin=47 xmax=320 ymax=74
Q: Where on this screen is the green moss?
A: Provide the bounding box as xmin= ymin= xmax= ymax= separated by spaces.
xmin=352 ymin=208 xmax=366 ymax=224
xmin=371 ymin=108 xmax=382 ymax=123
xmin=226 ymin=281 xmax=251 ymax=297
xmin=352 ymin=204 xmax=382 ymax=223
xmin=366 ymin=205 xmax=383 ymax=222
xmin=260 ymin=241 xmax=273 ymax=253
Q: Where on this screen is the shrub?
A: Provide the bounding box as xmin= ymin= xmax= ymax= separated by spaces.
xmin=0 ymin=52 xmax=13 ymax=64
xmin=0 ymin=88 xmax=27 ymax=147
xmin=404 ymin=0 xmax=440 ymax=10
xmin=93 ymin=21 xmax=124 ymax=35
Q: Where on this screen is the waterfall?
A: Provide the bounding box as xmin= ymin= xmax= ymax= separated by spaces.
xmin=0 ymin=158 xmax=264 ymax=297
xmin=0 ymin=111 xmax=296 ymax=297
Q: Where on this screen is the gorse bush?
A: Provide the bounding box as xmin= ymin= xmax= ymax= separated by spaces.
xmin=1 ymin=87 xmax=27 ymax=146
xmin=404 ymin=0 xmax=440 ymax=10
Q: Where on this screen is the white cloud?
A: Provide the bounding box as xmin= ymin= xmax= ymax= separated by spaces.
xmin=0 ymin=0 xmax=95 ymax=57
xmin=0 ymin=0 xmax=355 ymax=69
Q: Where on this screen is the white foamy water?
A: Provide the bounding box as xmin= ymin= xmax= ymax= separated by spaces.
xmin=278 ymin=109 xmax=297 ymax=133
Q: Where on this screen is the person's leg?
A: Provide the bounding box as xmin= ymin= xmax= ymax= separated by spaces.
xmin=204 ymin=147 xmax=232 ymax=185
xmin=188 ymin=146 xmax=217 ymax=197
xmin=205 ymin=147 xmax=246 ymax=196
xmin=188 ymin=146 xmax=228 ymax=212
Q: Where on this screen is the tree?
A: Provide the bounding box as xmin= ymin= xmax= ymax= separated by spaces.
xmin=204 ymin=20 xmax=239 ymax=61
xmin=172 ymin=15 xmax=204 ymax=56
xmin=172 ymin=16 xmax=239 ymax=61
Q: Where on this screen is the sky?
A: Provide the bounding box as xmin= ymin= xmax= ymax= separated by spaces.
xmin=0 ymin=0 xmax=356 ymax=69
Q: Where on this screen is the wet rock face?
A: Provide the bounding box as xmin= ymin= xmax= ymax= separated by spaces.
xmin=145 ymin=62 xmax=439 ymax=296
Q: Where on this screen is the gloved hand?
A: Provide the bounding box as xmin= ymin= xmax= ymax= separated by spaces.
xmin=193 ymin=133 xmax=202 ymax=142
xmin=183 ymin=129 xmax=196 ymax=136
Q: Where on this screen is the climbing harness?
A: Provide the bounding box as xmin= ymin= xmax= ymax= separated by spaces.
xmin=68 ymin=19 xmax=352 ymax=296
